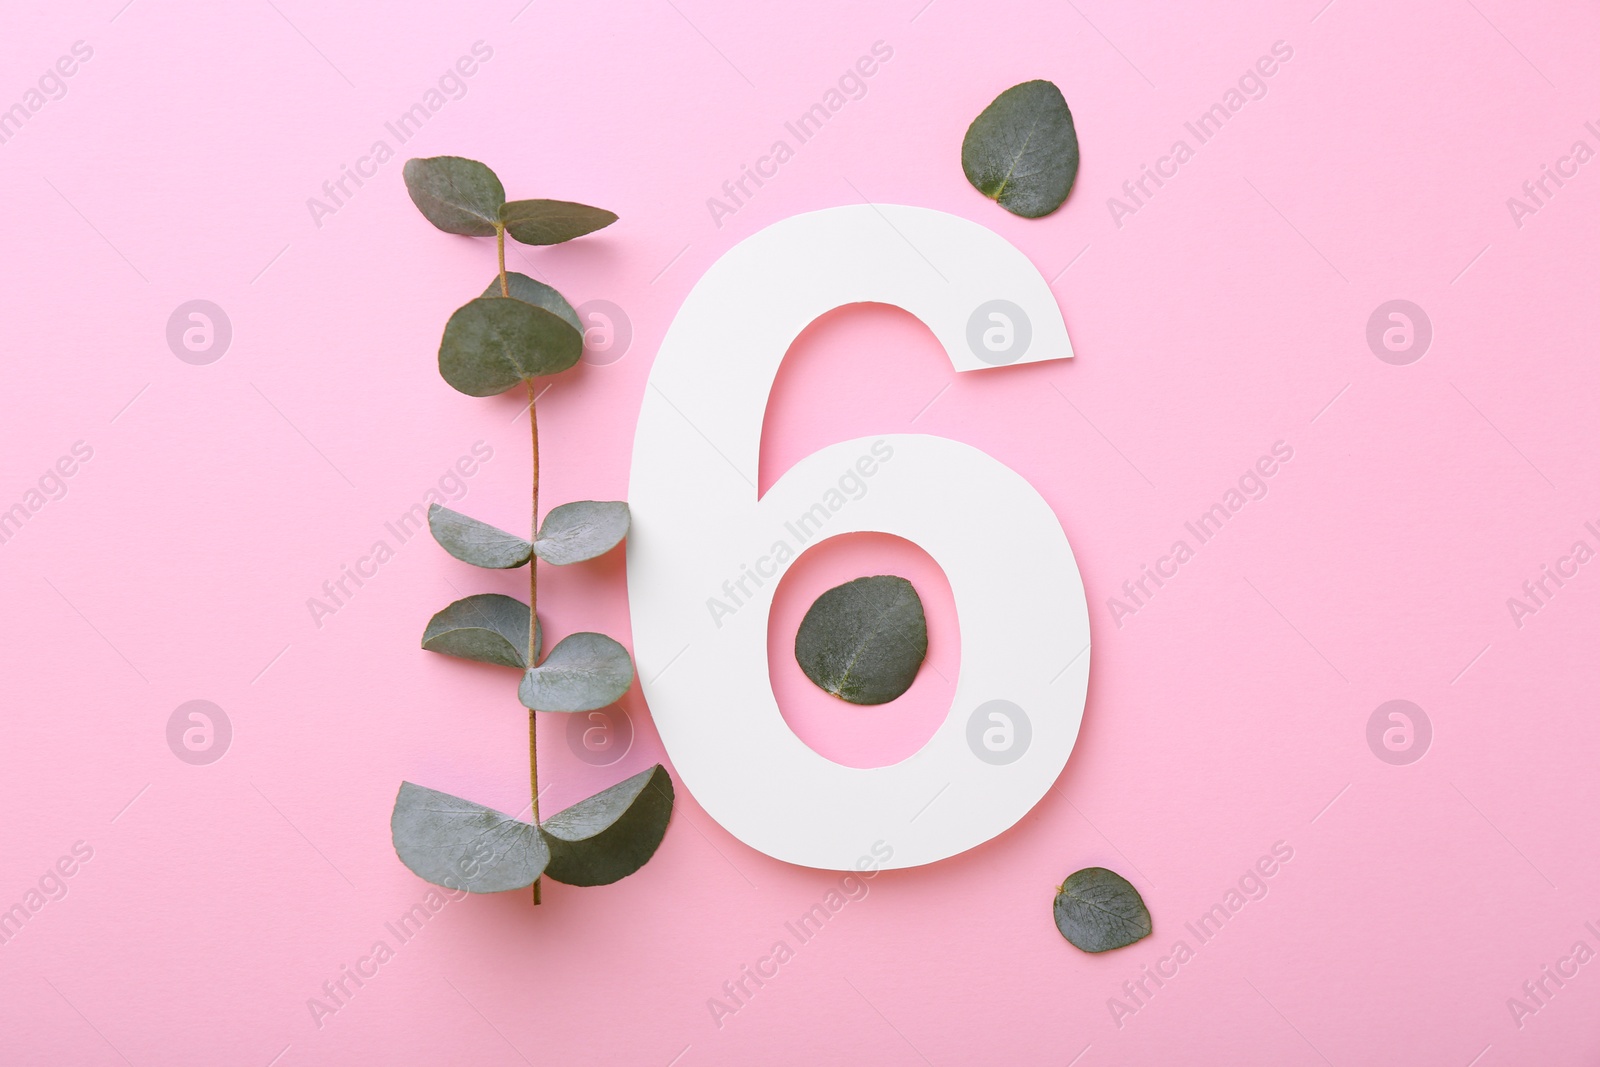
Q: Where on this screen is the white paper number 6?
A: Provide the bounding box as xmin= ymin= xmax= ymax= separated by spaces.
xmin=627 ymin=205 xmax=1090 ymax=870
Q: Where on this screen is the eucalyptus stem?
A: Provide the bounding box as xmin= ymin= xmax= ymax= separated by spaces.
xmin=500 ymin=221 xmax=537 ymax=902
xmin=528 ymin=379 xmax=541 ymax=905
xmin=497 ymin=224 xmax=510 ymax=297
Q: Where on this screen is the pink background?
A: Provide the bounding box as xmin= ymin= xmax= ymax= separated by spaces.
xmin=3 ymin=0 xmax=1599 ymax=1062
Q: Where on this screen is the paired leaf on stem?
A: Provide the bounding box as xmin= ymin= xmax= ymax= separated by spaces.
xmin=1052 ymin=867 xmax=1152 ymax=953
xmin=403 ymin=157 xmax=506 ymax=236
xmin=391 ymin=782 xmax=549 ymax=893
xmin=439 ymin=297 xmax=584 ymax=396
xmin=962 ymin=80 xmax=1080 ymax=218
xmin=541 ymin=765 xmax=673 ymax=886
xmin=404 ymin=158 xmax=616 ymax=245
xmin=428 ymin=504 xmax=533 ymax=569
xmin=534 ymin=501 xmax=629 ymax=565
xmin=500 ymin=199 xmax=618 ymax=245
xmin=795 ymin=575 xmax=927 ymax=705
xmin=519 ymin=632 xmax=634 ymax=712
xmin=426 ymin=499 xmax=631 ymax=570
xmin=481 ymin=271 xmax=583 ymax=333
xmin=421 ymin=593 xmax=539 ymax=668
xmin=392 ymin=769 xmax=673 ymax=894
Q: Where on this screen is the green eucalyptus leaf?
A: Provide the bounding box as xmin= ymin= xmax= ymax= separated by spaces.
xmin=961 ymin=80 xmax=1080 ymax=218
xmin=518 ymin=632 xmax=633 ymax=712
xmin=533 ymin=501 xmax=630 ymax=565
xmin=481 ymin=272 xmax=583 ymax=333
xmin=438 ymin=297 xmax=584 ymax=396
xmin=421 ymin=593 xmax=539 ymax=668
xmin=391 ymin=782 xmax=548 ymax=893
xmin=795 ymin=575 xmax=927 ymax=705
xmin=427 ymin=503 xmax=533 ymax=569
xmin=540 ymin=765 xmax=673 ymax=886
xmin=402 ymin=156 xmax=506 ymax=236
xmin=499 ymin=199 xmax=618 ymax=246
xmin=1052 ymin=867 xmax=1152 ymax=953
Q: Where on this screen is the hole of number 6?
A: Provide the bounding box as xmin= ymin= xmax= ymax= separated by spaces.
xmin=766 ymin=531 xmax=958 ymax=770
xmin=628 ymin=205 xmax=1090 ymax=870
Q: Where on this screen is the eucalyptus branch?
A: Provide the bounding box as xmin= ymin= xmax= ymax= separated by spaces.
xmin=389 ymin=156 xmax=673 ymax=903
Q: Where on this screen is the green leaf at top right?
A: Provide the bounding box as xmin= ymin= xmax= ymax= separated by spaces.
xmin=961 ymin=79 xmax=1080 ymax=218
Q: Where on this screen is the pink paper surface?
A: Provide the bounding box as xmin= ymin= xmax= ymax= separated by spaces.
xmin=3 ymin=1 xmax=1598 ymax=1063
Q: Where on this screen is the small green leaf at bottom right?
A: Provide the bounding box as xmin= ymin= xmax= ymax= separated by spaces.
xmin=1053 ymin=866 xmax=1152 ymax=953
